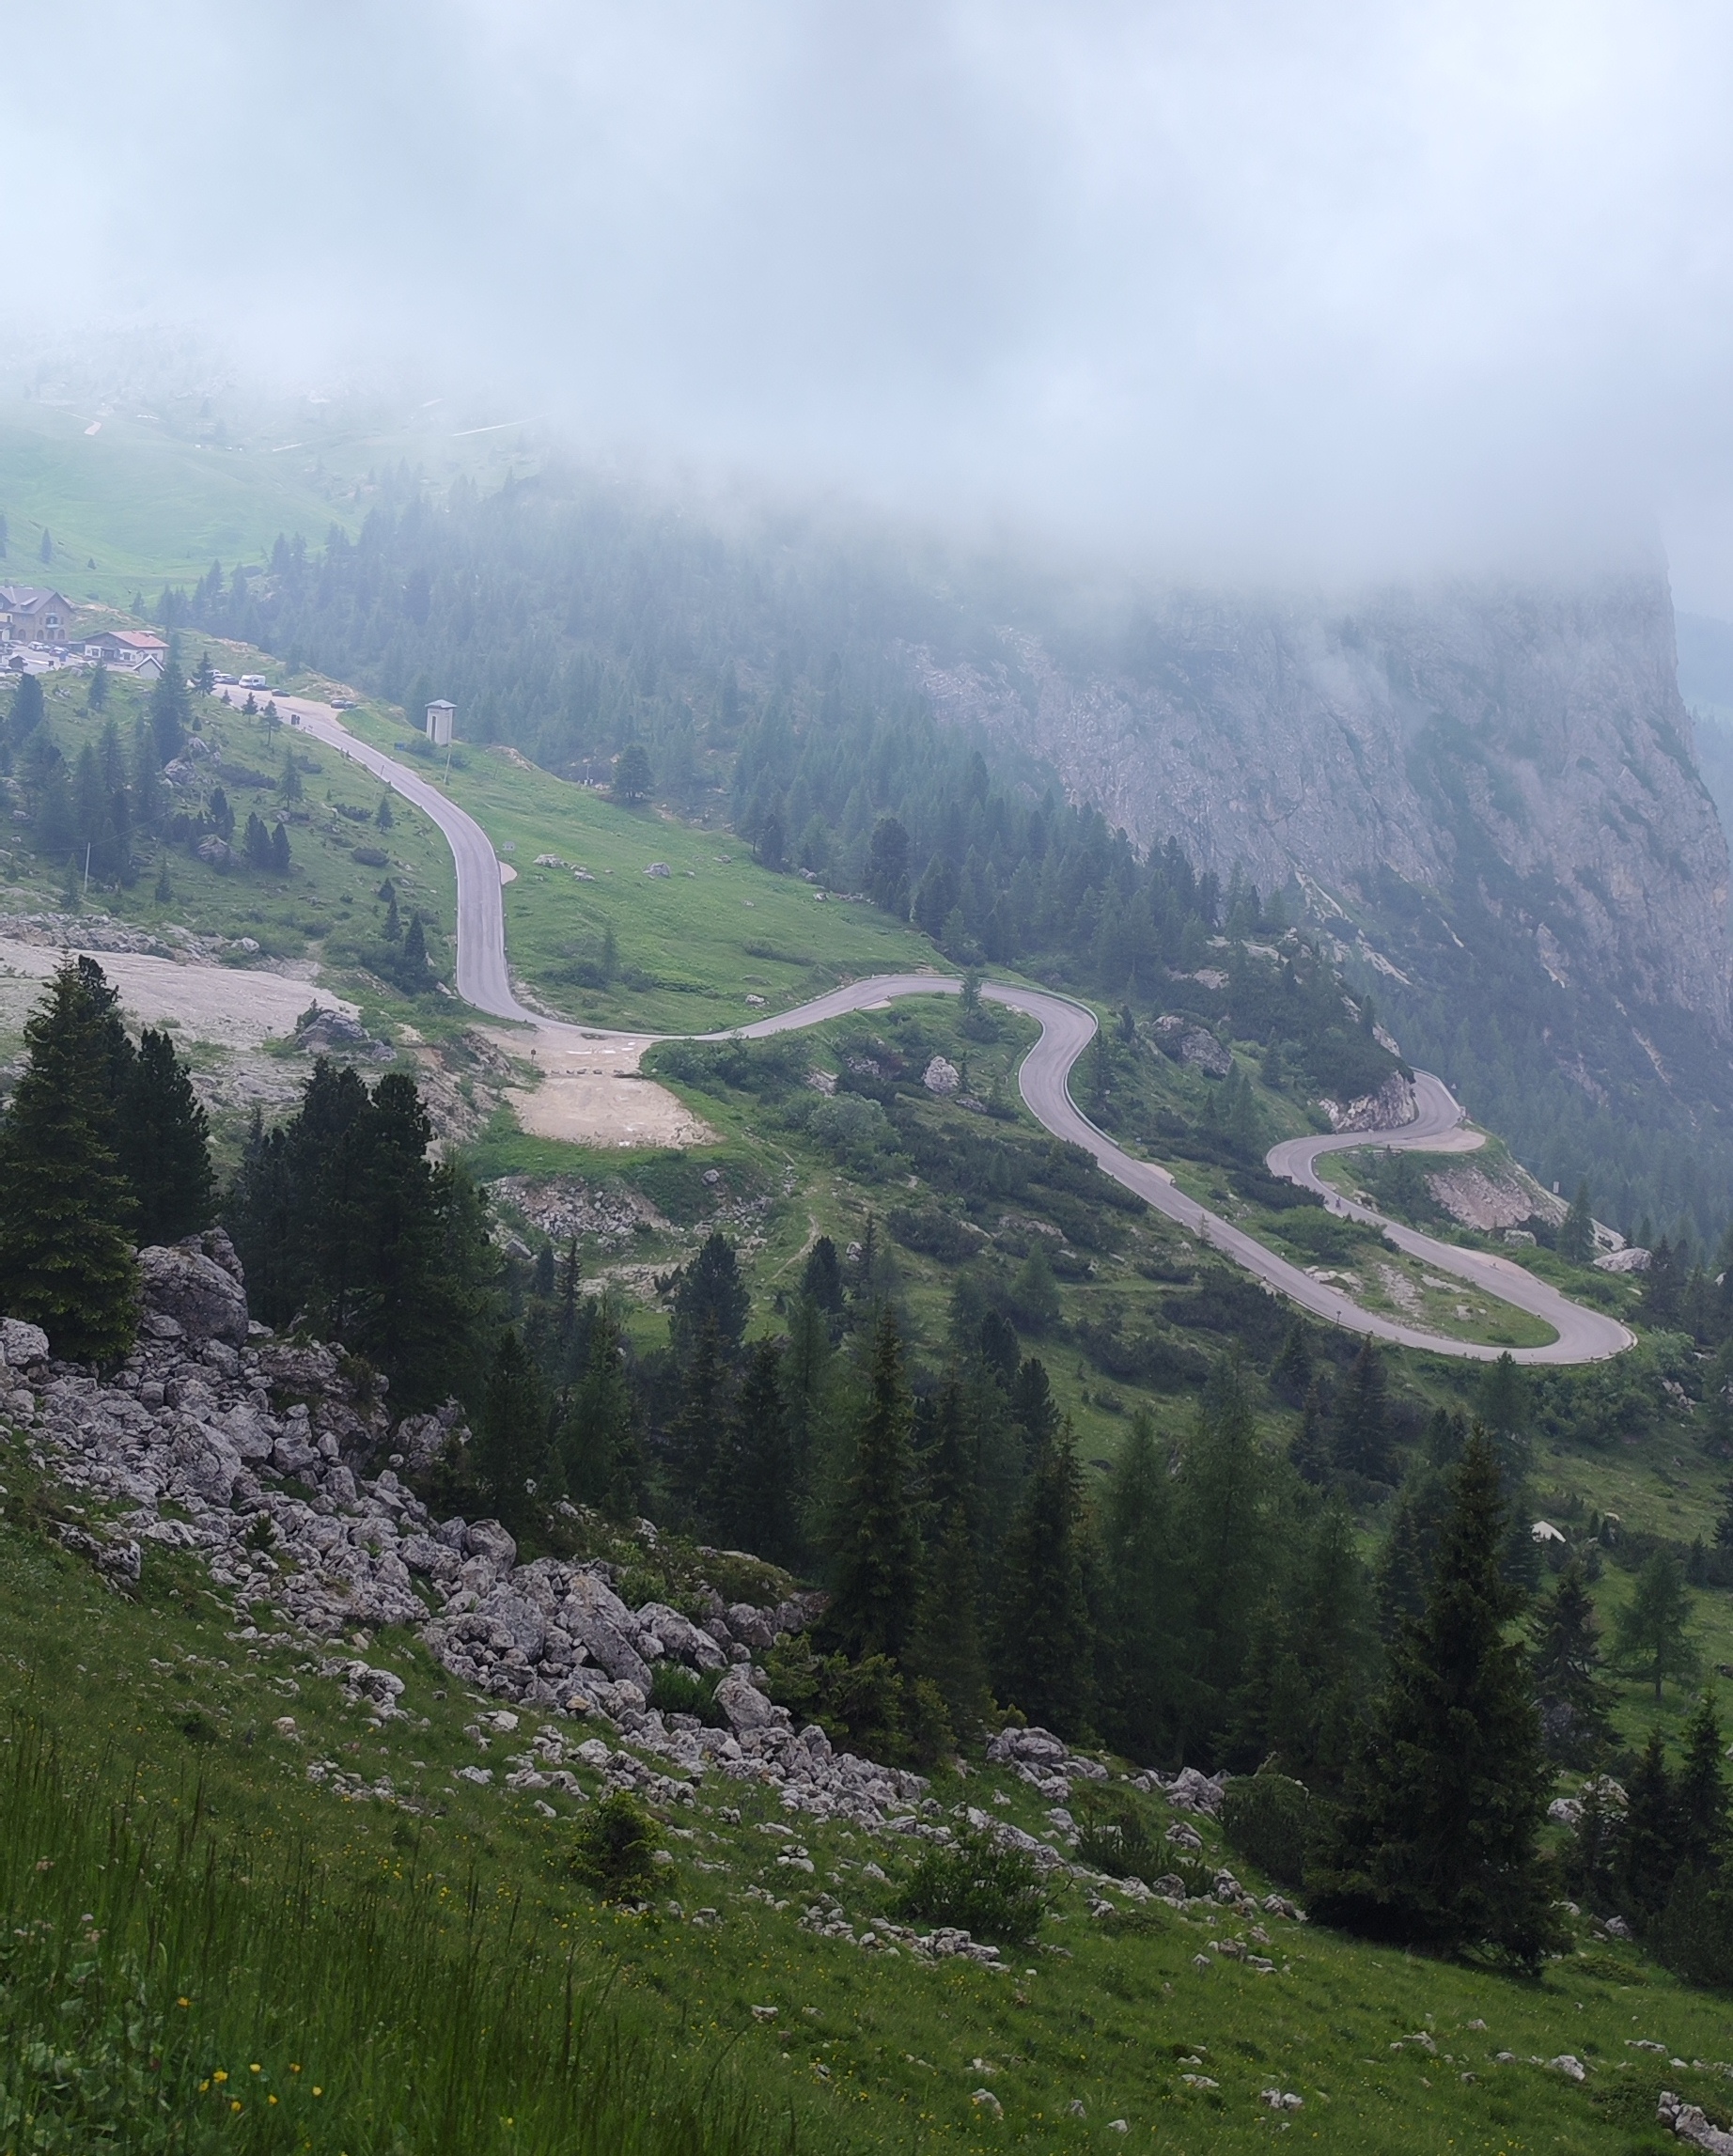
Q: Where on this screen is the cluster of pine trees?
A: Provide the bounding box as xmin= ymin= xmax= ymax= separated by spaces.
xmin=2 ymin=653 xmax=293 ymax=896
xmin=0 ymin=959 xmax=214 ymax=1358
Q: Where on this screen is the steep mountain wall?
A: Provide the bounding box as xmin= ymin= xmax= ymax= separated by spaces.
xmin=913 ymin=575 xmax=1731 ymax=1041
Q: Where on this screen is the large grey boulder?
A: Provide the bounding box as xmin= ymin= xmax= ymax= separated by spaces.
xmin=464 ymin=1519 xmax=518 ymax=1569
xmin=556 ymin=1571 xmax=652 ymax=1691
xmin=139 ymin=1241 xmax=249 ymax=1346
xmin=636 ymin=1601 xmax=728 ymax=1670
xmin=714 ymin=1671 xmax=778 ymax=1733
xmin=0 ymin=1318 xmax=49 ymax=1367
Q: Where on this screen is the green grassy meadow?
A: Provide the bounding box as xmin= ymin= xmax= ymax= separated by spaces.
xmin=8 ymin=1422 xmax=1733 ymax=2156
xmin=333 ymin=704 xmax=935 ymax=1033
xmin=0 ymin=386 xmax=540 ymax=607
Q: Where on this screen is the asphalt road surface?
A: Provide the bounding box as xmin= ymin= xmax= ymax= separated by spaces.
xmin=280 ymin=697 xmax=1632 ymax=1367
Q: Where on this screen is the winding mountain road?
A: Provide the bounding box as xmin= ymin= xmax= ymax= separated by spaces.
xmin=281 ymin=696 xmax=1633 ymax=1367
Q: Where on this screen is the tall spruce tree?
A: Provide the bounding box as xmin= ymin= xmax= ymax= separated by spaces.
xmin=1559 ymin=1180 xmax=1595 ymax=1264
xmin=1531 ymin=1559 xmax=1613 ymax=1766
xmin=559 ymin=1300 xmax=645 ymax=1520
xmin=120 ymin=1026 xmax=215 ymax=1243
xmin=1333 ymin=1338 xmax=1393 ymax=1480
xmin=992 ymin=1416 xmax=1094 ymax=1739
xmin=1616 ymin=1551 xmax=1698 ymax=1702
xmin=827 ymin=1305 xmax=921 ymax=1664
xmin=474 ymin=1327 xmax=552 ymax=1530
xmin=1174 ymin=1355 xmax=1275 ymax=1732
xmin=1674 ymin=1693 xmax=1729 ymax=1880
xmin=671 ymin=1230 xmax=751 ymax=1359
xmin=667 ymin=1315 xmax=731 ymax=1530
xmin=149 ymin=638 xmax=189 ymax=765
xmin=1096 ymin=1410 xmax=1188 ymax=1762
xmin=1290 ymin=1380 xmax=1331 ymax=1485
xmin=1310 ymin=1430 xmax=1557 ymax=1964
xmin=1621 ymin=1728 xmax=1678 ymax=1924
xmin=909 ymin=1373 xmax=992 ymax=1737
xmin=0 ymin=961 xmax=139 ymax=1359
xmin=1228 ymin=1496 xmax=1375 ymax=1789
xmin=721 ymin=1336 xmax=799 ymax=1565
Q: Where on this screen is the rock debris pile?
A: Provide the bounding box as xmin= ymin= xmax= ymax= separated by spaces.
xmin=6 ymin=1236 xmax=937 ymax=1829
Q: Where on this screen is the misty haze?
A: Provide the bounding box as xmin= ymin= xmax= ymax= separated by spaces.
xmin=5 ymin=7 xmax=1733 ymax=2149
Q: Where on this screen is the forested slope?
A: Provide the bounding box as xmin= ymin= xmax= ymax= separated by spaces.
xmin=158 ymin=469 xmax=1733 ymax=1249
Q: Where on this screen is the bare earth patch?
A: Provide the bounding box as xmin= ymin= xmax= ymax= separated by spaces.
xmin=0 ymin=936 xmax=351 ymax=1049
xmin=0 ymin=936 xmax=365 ymax=1134
xmin=480 ymin=1025 xmax=716 ymax=1149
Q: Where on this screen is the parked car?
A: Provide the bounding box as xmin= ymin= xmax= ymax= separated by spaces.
xmin=239 ymin=673 xmax=268 ymax=689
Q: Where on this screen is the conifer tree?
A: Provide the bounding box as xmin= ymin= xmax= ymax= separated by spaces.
xmin=149 ymin=638 xmax=189 ymax=765
xmin=0 ymin=961 xmax=139 ymax=1360
xmin=120 ymin=1026 xmax=215 ymax=1243
xmin=723 ymin=1336 xmax=799 ymax=1566
xmin=782 ymin=1291 xmax=830 ymax=1490
xmin=560 ymin=1300 xmax=645 ymax=1520
xmin=1007 ymin=1353 xmax=1059 ymax=1461
xmin=1270 ymin=1320 xmax=1313 ymax=1405
xmin=1621 ymin=1728 xmax=1678 ymax=1923
xmin=1230 ymin=1496 xmax=1376 ymax=1789
xmin=474 ymin=1327 xmax=552 ymax=1530
xmin=671 ymin=1230 xmax=751 ymax=1358
xmin=828 ymin=1305 xmax=921 ymax=1664
xmin=1674 ymin=1692 xmax=1729 ymax=1879
xmin=668 ymin=1316 xmax=730 ymax=1530
xmin=1333 ymin=1338 xmax=1392 ymax=1480
xmin=376 ymin=793 xmax=394 ymax=829
xmin=1011 ymin=1241 xmax=1060 ymax=1331
xmin=396 ymin=912 xmax=429 ymax=986
xmin=1175 ymin=1355 xmax=1275 ymax=1721
xmin=10 ymin=673 xmax=43 ymax=740
xmin=992 ymin=1415 xmax=1093 ymax=1738
xmin=1616 ymin=1551 xmax=1698 ymax=1702
xmin=1310 ymin=1430 xmax=1557 ymax=1963
xmin=909 ymin=1373 xmax=992 ymax=1737
xmin=1559 ymin=1180 xmax=1595 ymax=1264
xmin=1530 ymin=1559 xmax=1613 ymax=1765
xmin=1291 ymin=1380 xmax=1331 ymax=1484
xmin=1096 ymin=1410 xmax=1187 ymax=1761
xmin=800 ymin=1234 xmax=844 ymax=1318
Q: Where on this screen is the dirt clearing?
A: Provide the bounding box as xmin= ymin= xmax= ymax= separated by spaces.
xmin=0 ymin=938 xmax=352 ymax=1048
xmin=480 ymin=1024 xmax=716 ymax=1149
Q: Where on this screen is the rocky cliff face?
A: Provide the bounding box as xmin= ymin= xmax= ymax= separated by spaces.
xmin=913 ymin=572 xmax=1732 ymax=1048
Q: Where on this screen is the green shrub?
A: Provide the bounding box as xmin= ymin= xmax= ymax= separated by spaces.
xmin=892 ymin=1826 xmax=1047 ymax=1945
xmin=1221 ymin=1771 xmax=1313 ymax=1889
xmin=1074 ymin=1795 xmax=1168 ymax=1885
xmin=570 ymin=1792 xmax=661 ymax=1901
xmin=761 ymin=1643 xmax=952 ymax=1768
xmin=648 ymin=1663 xmax=726 ymax=1726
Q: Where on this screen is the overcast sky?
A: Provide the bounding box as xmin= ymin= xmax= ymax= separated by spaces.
xmin=17 ymin=1 xmax=1733 ymax=601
